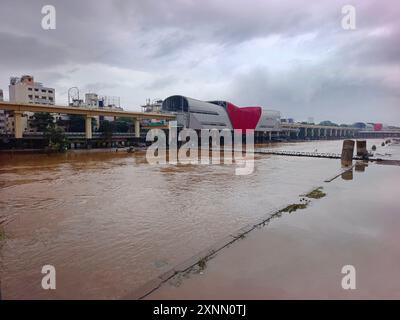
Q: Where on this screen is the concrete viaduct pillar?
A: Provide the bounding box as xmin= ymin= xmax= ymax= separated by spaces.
xmin=85 ymin=115 xmax=93 ymax=139
xmin=14 ymin=111 xmax=24 ymax=139
xmin=135 ymin=119 xmax=141 ymax=138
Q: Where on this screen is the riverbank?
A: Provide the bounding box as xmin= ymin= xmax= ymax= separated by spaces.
xmin=145 ymin=156 xmax=400 ymax=299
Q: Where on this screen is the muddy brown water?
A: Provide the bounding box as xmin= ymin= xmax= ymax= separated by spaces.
xmin=0 ymin=139 xmax=395 ymax=299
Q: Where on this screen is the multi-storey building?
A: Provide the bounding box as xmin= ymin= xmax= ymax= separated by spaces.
xmin=8 ymin=75 xmax=56 ymax=133
xmin=9 ymin=75 xmax=55 ymax=105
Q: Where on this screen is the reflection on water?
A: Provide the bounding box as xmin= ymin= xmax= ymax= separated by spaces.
xmin=355 ymin=161 xmax=368 ymax=172
xmin=0 ymin=139 xmax=395 ymax=299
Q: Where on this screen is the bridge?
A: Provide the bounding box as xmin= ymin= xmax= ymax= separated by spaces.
xmin=280 ymin=123 xmax=358 ymax=139
xmin=0 ymin=101 xmax=176 ymax=139
xmin=357 ymin=130 xmax=400 ymax=138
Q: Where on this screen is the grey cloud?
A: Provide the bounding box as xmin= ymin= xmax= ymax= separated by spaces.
xmin=228 ymin=64 xmax=400 ymax=124
xmin=0 ymin=0 xmax=398 ymax=124
xmin=0 ymin=31 xmax=69 ymax=69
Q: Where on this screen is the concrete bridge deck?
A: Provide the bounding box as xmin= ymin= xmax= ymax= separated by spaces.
xmin=0 ymin=101 xmax=176 ymax=139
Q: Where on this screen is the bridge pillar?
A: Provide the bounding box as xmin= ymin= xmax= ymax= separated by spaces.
xmin=134 ymin=119 xmax=141 ymax=138
xmin=14 ymin=111 xmax=24 ymax=139
xmin=85 ymin=115 xmax=93 ymax=139
xmin=341 ymin=139 xmax=355 ymax=167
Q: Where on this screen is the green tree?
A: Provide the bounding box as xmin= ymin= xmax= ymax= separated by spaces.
xmin=114 ymin=120 xmax=130 ymax=133
xmin=68 ymin=115 xmax=96 ymax=132
xmin=319 ymin=120 xmax=338 ymax=127
xmin=98 ymin=120 xmax=114 ymax=142
xmin=31 ymin=112 xmax=55 ymax=132
xmin=44 ymin=127 xmax=69 ymax=152
xmin=68 ymin=115 xmax=85 ymax=132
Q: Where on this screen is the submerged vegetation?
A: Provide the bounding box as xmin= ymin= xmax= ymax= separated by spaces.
xmin=198 ymin=257 xmax=207 ymax=271
xmin=277 ymin=187 xmax=327 ymax=214
xmin=305 ymin=187 xmax=327 ymax=199
xmin=279 ymin=203 xmax=309 ymax=213
xmin=0 ymin=228 xmax=5 ymax=241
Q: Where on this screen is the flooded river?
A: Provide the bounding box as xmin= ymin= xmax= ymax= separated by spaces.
xmin=0 ymin=139 xmax=396 ymax=299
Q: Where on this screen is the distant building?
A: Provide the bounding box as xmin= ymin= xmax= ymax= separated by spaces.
xmin=8 ymin=75 xmax=56 ymax=133
xmin=281 ymin=118 xmax=294 ymax=124
xmin=141 ymin=99 xmax=165 ymax=126
xmin=9 ymin=75 xmax=55 ymax=105
xmin=97 ymin=95 xmax=123 ymax=123
xmin=141 ymin=99 xmax=163 ymax=113
xmin=64 ymin=91 xmax=123 ymax=131
xmin=161 ymin=95 xmax=281 ymax=132
xmin=85 ymin=93 xmax=99 ymax=108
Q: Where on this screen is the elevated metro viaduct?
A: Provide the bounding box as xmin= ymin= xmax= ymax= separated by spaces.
xmin=280 ymin=123 xmax=359 ymax=140
xmin=0 ymin=101 xmax=176 ymax=140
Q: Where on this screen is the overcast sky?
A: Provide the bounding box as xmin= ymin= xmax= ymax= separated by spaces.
xmin=0 ymin=0 xmax=399 ymax=124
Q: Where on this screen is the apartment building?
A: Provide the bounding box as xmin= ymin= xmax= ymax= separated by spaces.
xmin=9 ymin=75 xmax=55 ymax=105
xmin=8 ymin=75 xmax=56 ymax=133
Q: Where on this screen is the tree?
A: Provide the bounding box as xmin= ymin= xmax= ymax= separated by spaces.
xmin=68 ymin=115 xmax=96 ymax=132
xmin=114 ymin=120 xmax=130 ymax=133
xmin=31 ymin=112 xmax=55 ymax=132
xmin=319 ymin=120 xmax=338 ymax=127
xmin=44 ymin=127 xmax=69 ymax=152
xmin=353 ymin=122 xmax=366 ymax=129
xmin=98 ymin=120 xmax=114 ymax=142
xmin=68 ymin=115 xmax=85 ymax=132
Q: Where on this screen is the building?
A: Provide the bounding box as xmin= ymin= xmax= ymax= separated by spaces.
xmin=141 ymin=99 xmax=166 ymax=127
xmin=85 ymin=93 xmax=99 ymax=108
xmin=9 ymin=75 xmax=55 ymax=105
xmin=161 ymin=95 xmax=281 ymax=134
xmin=141 ymin=99 xmax=163 ymax=113
xmin=7 ymin=75 xmax=56 ymax=133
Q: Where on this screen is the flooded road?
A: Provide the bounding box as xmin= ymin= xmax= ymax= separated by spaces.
xmin=0 ymin=139 xmax=396 ymax=299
